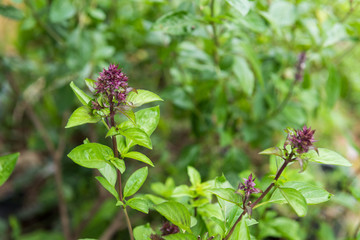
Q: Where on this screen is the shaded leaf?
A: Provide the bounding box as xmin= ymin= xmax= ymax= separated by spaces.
xmin=49 ymin=0 xmax=76 ymax=23
xmin=153 ymin=11 xmax=195 ymax=35
xmin=229 ymin=217 xmax=250 ymax=240
xmin=225 ymin=0 xmax=250 ymax=16
xmin=154 ymin=201 xmax=191 ymax=232
xmin=0 ymin=153 xmax=19 ymax=187
xmin=134 ymin=224 xmax=155 ymax=240
xmin=163 ymin=233 xmax=197 ymax=240
xmin=0 ymin=4 xmax=23 ymax=20
xmin=279 ymin=188 xmax=307 ymax=217
xmin=187 ymin=166 xmax=201 ymax=186
xmin=95 ymin=176 xmax=119 ymax=201
xmin=69 ymin=81 xmax=92 ymax=105
xmin=110 ymin=158 xmax=126 ymax=174
xmin=259 ymin=147 xmax=283 ymax=157
xmin=98 ymin=162 xmax=117 ymax=187
xmin=208 ymin=188 xmax=241 ymax=205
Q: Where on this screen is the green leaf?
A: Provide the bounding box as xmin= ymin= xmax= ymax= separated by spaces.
xmin=108 ymin=127 xmax=152 ymax=149
xmin=65 ymin=106 xmax=101 ymax=128
xmin=124 ymin=128 xmax=152 ymax=149
xmin=323 ymin=23 xmax=347 ymax=47
xmin=85 ymin=78 xmax=96 ymax=93
xmin=279 ymin=187 xmax=307 ymax=217
xmin=268 ymin=1 xmax=296 ymax=27
xmin=259 ymin=147 xmax=283 ymax=157
xmin=268 ymin=181 xmax=332 ymax=205
xmin=127 ymin=90 xmax=163 ymax=107
xmin=240 ymin=42 xmax=264 ymax=89
xmin=95 ymin=176 xmax=119 ymax=201
xmin=154 ymin=201 xmax=191 ymax=232
xmin=153 ymin=11 xmax=195 ymax=36
xmin=145 ymin=194 xmax=167 ymax=205
xmin=67 ymin=143 xmax=113 ymax=169
xmin=0 ymin=153 xmax=19 ymax=187
xmin=123 ymin=151 xmax=154 ymax=167
xmin=119 ymin=106 xmax=160 ymax=137
xmin=304 ymin=148 xmax=352 ymax=167
xmin=116 ymin=135 xmax=127 ymax=154
xmin=87 ymin=8 xmax=106 ymax=21
xmin=98 ymin=162 xmax=117 ymax=187
xmin=229 ymin=217 xmax=250 ymax=240
xmin=49 ymin=0 xmax=76 ymax=23
xmin=127 ymin=197 xmax=149 ymax=214
xmin=208 ymin=188 xmax=241 ymax=205
xmin=233 ymin=57 xmax=255 ymax=96
xmin=123 ymin=167 xmax=148 ymax=198
xmin=105 ymin=127 xmax=119 ymax=138
xmin=134 ymin=224 xmax=155 ymax=240
xmin=110 ymin=158 xmax=126 ymax=174
xmin=0 ymin=4 xmax=23 ymax=20
xmin=69 ymin=81 xmax=92 ymax=105
xmin=119 ymin=108 xmax=136 ymax=124
xmin=187 ymin=166 xmax=201 ymax=186
xmin=225 ymin=0 xmax=250 ymax=16
xmin=163 ymin=233 xmax=197 ymax=240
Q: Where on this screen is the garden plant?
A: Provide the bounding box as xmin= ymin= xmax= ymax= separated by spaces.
xmin=66 ymin=64 xmax=351 ymax=240
xmin=1 ymin=0 xmax=360 ymax=239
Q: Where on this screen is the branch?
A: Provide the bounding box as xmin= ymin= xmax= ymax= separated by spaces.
xmin=210 ymin=0 xmax=220 ymax=66
xmin=223 ymin=157 xmax=291 ymax=240
xmin=99 ymin=212 xmax=123 ymax=240
xmin=6 ymin=75 xmax=73 ymax=240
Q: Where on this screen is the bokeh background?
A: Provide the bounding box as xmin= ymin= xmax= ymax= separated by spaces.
xmin=0 ymin=0 xmax=360 ymax=239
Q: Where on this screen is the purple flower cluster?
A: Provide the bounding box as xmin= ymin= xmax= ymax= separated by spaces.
xmin=238 ymin=174 xmax=261 ymax=198
xmin=160 ymin=222 xmax=180 ymax=236
xmin=150 ymin=222 xmax=179 ymax=240
xmin=285 ymin=125 xmax=317 ymax=154
xmin=95 ymin=64 xmax=129 ymax=104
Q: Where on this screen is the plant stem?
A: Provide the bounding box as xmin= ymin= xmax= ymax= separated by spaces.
xmin=210 ymin=0 xmax=220 ymax=66
xmin=223 ymin=156 xmax=292 ymax=240
xmin=123 ymin=207 xmax=134 ymax=240
xmin=109 ymin=104 xmax=133 ymax=240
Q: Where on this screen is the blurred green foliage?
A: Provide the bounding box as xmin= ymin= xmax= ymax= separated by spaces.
xmin=0 ymin=0 xmax=360 ymax=239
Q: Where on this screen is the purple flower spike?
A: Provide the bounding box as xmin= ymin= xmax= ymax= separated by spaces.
xmin=95 ymin=64 xmax=129 ymax=104
xmin=238 ymin=174 xmax=261 ymax=198
xmin=160 ymin=222 xmax=180 ymax=236
xmin=286 ymin=125 xmax=317 ymax=154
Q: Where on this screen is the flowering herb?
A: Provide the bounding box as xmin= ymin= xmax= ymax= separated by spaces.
xmin=238 ymin=173 xmax=261 ymax=199
xmin=66 ymin=68 xmax=351 ymax=240
xmin=150 ymin=222 xmax=179 ymax=240
xmin=66 ymin=64 xmax=163 ymax=240
xmin=285 ymin=125 xmax=317 ymax=154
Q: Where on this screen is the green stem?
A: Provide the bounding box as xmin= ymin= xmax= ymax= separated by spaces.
xmin=210 ymin=0 xmax=220 ymax=66
xmin=123 ymin=207 xmax=134 ymax=240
